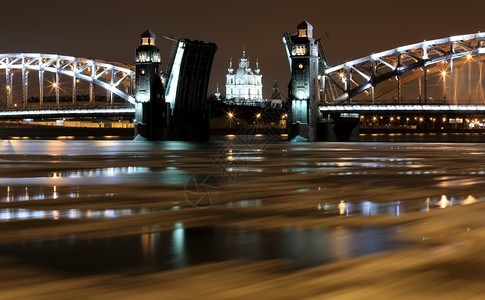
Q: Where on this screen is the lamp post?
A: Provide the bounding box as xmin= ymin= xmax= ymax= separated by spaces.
xmin=227 ymin=112 xmax=234 ymax=129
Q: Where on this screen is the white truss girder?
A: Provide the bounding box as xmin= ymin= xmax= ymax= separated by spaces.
xmin=325 ymin=32 xmax=485 ymax=104
xmin=0 ymin=53 xmax=135 ymax=104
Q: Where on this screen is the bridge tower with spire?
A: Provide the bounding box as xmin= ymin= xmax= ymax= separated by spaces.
xmin=134 ymin=30 xmax=166 ymax=140
xmin=283 ymin=20 xmax=326 ymax=141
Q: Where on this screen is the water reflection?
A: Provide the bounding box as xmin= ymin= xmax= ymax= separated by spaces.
xmin=0 ymin=225 xmax=403 ymax=275
xmin=319 ymin=195 xmax=484 ymax=216
xmin=1 ymin=186 xmax=97 ymax=203
xmin=0 ymin=207 xmax=156 ymax=221
xmin=0 ymin=165 xmax=189 ymax=185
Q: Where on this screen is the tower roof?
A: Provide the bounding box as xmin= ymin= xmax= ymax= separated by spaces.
xmin=141 ymin=29 xmax=156 ymax=38
xmin=297 ymin=20 xmax=313 ymax=30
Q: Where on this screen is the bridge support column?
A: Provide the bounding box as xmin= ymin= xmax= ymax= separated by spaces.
xmin=22 ymin=68 xmax=28 ymax=108
xmin=89 ymin=63 xmax=95 ymax=105
xmin=451 ymin=58 xmax=456 ymax=104
xmin=6 ymin=69 xmax=13 ymax=108
xmin=89 ymin=82 xmax=94 ymax=104
xmin=423 ymin=66 xmax=428 ymax=104
xmin=109 ymin=69 xmax=114 ymax=105
xmin=39 ymin=69 xmax=44 ymax=108
xmin=72 ymin=61 xmax=77 ymax=105
xmin=479 ymin=52 xmax=484 ymax=103
xmin=418 ymin=77 xmax=422 ymax=104
xmin=55 ymin=64 xmax=60 ymax=108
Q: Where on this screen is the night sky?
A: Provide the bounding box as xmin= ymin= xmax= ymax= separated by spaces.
xmin=0 ymin=0 xmax=483 ymax=99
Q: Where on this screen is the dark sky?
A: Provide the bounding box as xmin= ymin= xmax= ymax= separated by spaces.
xmin=0 ymin=0 xmax=484 ymax=98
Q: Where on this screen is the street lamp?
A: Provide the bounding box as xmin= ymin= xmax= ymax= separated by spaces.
xmin=227 ymin=112 xmax=235 ymax=129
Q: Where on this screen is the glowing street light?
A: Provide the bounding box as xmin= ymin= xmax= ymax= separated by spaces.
xmin=227 ymin=112 xmax=235 ymax=129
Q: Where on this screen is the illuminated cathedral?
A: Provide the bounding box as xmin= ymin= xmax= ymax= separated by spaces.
xmin=224 ymin=50 xmax=264 ymax=105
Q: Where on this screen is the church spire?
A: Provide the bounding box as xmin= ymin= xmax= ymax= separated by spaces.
xmin=228 ymin=57 xmax=234 ymax=73
xmin=215 ymin=83 xmax=221 ymax=100
xmin=254 ymin=58 xmax=260 ymax=74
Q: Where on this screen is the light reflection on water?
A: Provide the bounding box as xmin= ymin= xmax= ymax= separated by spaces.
xmin=0 ymin=186 xmax=113 ymax=203
xmin=0 ymin=166 xmax=189 ymax=186
xmin=0 ymin=208 xmax=154 ymax=221
xmin=318 ymin=195 xmax=484 ymax=216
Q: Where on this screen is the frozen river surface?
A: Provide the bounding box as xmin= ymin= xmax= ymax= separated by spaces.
xmin=1 ymin=136 xmax=485 ymax=298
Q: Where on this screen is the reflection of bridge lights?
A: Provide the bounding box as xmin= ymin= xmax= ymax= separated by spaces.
xmin=438 ymin=195 xmax=450 ymax=208
xmin=338 ymin=200 xmax=346 ymax=215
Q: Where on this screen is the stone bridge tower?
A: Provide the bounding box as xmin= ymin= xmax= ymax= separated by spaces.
xmin=134 ymin=30 xmax=166 ymax=140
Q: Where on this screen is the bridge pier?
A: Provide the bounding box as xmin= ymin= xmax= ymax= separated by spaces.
xmin=318 ymin=114 xmax=360 ymax=142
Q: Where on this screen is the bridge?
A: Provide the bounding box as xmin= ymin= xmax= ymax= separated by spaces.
xmin=0 ymin=53 xmax=135 ymax=113
xmin=284 ymin=21 xmax=485 ymax=141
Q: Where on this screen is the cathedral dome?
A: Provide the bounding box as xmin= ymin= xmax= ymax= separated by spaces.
xmin=236 ymin=67 xmax=247 ymax=78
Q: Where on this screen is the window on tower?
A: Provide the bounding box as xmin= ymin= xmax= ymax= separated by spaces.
xmin=142 ymin=37 xmax=155 ymax=46
xmin=295 ymin=45 xmax=307 ymax=55
xmin=138 ymin=52 xmax=149 ymax=62
xmin=152 ymin=52 xmax=161 ymax=62
xmin=298 ymin=29 xmax=307 ymax=37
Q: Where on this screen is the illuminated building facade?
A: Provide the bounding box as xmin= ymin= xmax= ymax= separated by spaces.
xmin=225 ymin=50 xmax=263 ymax=105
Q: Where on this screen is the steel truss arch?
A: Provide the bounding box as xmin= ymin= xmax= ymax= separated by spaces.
xmin=324 ymin=32 xmax=485 ymax=104
xmin=0 ymin=53 xmax=135 ymax=105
